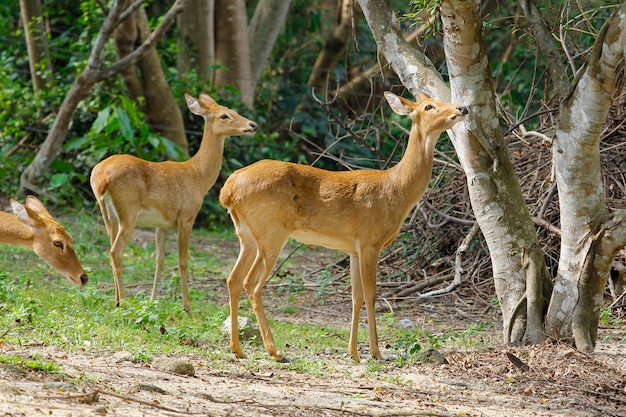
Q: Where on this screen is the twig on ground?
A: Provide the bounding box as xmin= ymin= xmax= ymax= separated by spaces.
xmin=420 ymin=222 xmax=480 ymax=298
xmin=41 ymin=389 xmax=204 ymax=415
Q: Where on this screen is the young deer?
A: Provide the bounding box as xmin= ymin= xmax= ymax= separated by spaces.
xmin=220 ymin=91 xmax=468 ymax=362
xmin=90 ymin=93 xmax=258 ymax=313
xmin=0 ymin=195 xmax=88 ymax=286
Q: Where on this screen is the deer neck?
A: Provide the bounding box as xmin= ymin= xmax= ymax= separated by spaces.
xmin=387 ymin=123 xmax=438 ymax=205
xmin=186 ymin=125 xmax=226 ymax=194
xmin=0 ymin=213 xmax=34 ymax=249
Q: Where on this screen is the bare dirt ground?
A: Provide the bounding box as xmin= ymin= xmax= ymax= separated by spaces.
xmin=1 ymin=234 xmax=625 ymax=417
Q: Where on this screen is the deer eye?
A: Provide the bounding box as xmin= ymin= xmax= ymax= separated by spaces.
xmin=424 ymin=104 xmax=434 ymax=111
xmin=53 ymin=240 xmax=63 ymax=248
xmin=220 ymin=113 xmax=231 ymax=120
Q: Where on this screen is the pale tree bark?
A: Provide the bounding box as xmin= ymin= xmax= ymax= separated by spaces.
xmin=358 ymin=0 xmax=551 ymax=343
xmin=544 ymin=2 xmax=626 ymax=351
xmin=114 ymin=6 xmax=188 ymax=155
xmin=20 ymin=0 xmax=53 ymax=91
xmin=177 ymin=0 xmax=214 ymax=81
xmin=248 ymin=0 xmax=292 ymax=93
xmin=19 ymin=0 xmax=188 ymax=197
xmin=440 ymin=0 xmax=551 ymax=344
xmin=214 ymin=0 xmax=253 ymax=107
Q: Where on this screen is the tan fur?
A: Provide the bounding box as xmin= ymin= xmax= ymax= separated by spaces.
xmin=1 ymin=196 xmax=87 ymax=286
xmin=90 ymin=93 xmax=258 ymax=313
xmin=220 ymin=91 xmax=468 ymax=362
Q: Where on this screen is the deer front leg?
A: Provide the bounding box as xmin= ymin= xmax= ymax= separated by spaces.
xmin=177 ymin=223 xmax=192 ymax=314
xmin=360 ymin=248 xmax=384 ymax=360
xmin=348 ymin=253 xmax=364 ymax=362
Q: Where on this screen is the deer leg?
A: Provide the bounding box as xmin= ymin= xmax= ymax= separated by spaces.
xmin=96 ymin=198 xmax=120 ymax=249
xmin=227 ymin=226 xmax=257 ymax=358
xmin=151 ymin=228 xmax=167 ymax=302
xmin=245 ymin=237 xmax=288 ymax=362
xmin=360 ymin=247 xmax=384 ymax=360
xmin=348 ymin=253 xmax=364 ymax=362
xmin=177 ymin=223 xmax=193 ymax=314
xmin=109 ymin=221 xmax=135 ymax=307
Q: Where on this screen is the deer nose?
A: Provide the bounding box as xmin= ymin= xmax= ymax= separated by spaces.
xmin=249 ymin=122 xmax=259 ymax=131
xmin=80 ymin=273 xmax=88 ymax=286
xmin=457 ymin=106 xmax=469 ymax=115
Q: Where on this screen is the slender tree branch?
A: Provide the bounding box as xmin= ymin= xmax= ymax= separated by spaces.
xmin=519 ymin=0 xmax=570 ymax=97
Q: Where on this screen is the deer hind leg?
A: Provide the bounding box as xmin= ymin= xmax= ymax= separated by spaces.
xmin=244 ymin=234 xmax=289 ymax=362
xmin=227 ymin=222 xmax=258 ymax=359
xmin=359 ymin=247 xmax=384 ymax=360
xmin=96 ymin=195 xmax=118 ymax=246
xmin=109 ymin=218 xmax=136 ymax=307
xmin=150 ymin=228 xmax=167 ymax=302
xmin=348 ymin=253 xmax=364 ymax=362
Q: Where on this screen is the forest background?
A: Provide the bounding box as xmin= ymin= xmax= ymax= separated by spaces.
xmin=1 ymin=0 xmax=626 ymax=355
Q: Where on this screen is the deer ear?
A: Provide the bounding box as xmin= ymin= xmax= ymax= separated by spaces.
xmin=384 ymin=91 xmax=410 ymax=115
xmin=185 ymin=93 xmax=203 ymax=115
xmin=199 ymin=93 xmax=217 ymax=107
xmin=25 ymin=195 xmax=47 ymax=214
xmin=11 ymin=199 xmax=35 ymax=226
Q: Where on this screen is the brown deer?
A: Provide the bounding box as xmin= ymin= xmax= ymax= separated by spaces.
xmin=0 ymin=195 xmax=88 ymax=286
xmin=220 ymin=91 xmax=468 ymax=362
xmin=90 ymin=93 xmax=258 ymax=313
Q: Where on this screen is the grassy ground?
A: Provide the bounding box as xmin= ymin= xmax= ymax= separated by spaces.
xmin=1 ymin=209 xmax=625 ymax=416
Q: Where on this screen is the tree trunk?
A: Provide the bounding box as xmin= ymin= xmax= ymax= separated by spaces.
xmin=248 ymin=0 xmax=292 ymax=93
xmin=114 ymin=6 xmax=188 ymax=156
xmin=214 ymin=0 xmax=253 ymax=107
xmin=19 ymin=0 xmax=188 ymax=197
xmin=545 ymin=2 xmax=626 ymax=351
xmin=439 ymin=0 xmax=550 ymax=344
xmin=19 ymin=0 xmax=53 ymax=91
xmin=307 ymin=0 xmax=353 ymax=93
xmin=177 ymin=0 xmax=214 ymax=81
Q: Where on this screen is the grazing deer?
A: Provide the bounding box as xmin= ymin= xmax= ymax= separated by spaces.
xmin=220 ymin=91 xmax=468 ymax=362
xmin=0 ymin=195 xmax=88 ymax=286
xmin=90 ymin=93 xmax=258 ymax=313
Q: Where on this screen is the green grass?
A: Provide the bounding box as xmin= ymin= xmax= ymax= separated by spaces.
xmin=0 ymin=353 xmax=61 ymax=373
xmin=0 ymin=209 xmax=497 ymax=375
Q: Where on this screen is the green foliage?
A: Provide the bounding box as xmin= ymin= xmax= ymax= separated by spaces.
xmin=393 ymin=321 xmax=494 ymax=360
xmin=66 ymin=95 xmax=185 ymax=167
xmin=404 ymin=1 xmax=441 ymax=33
xmin=0 ymin=354 xmax=61 ymax=374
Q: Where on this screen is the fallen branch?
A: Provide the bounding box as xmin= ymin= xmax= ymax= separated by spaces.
xmin=42 ymin=389 xmax=203 ymax=415
xmin=420 ymin=222 xmax=481 ymax=298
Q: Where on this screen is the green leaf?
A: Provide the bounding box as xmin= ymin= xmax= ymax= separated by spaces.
xmin=49 ymin=173 xmax=70 ymax=189
xmin=91 ymin=107 xmax=110 ymax=134
xmin=160 ymin=137 xmax=184 ymax=160
xmin=65 ymin=135 xmax=91 ymax=151
xmin=116 ymin=107 xmax=134 ymax=141
xmin=50 ymin=160 xmax=74 ymax=173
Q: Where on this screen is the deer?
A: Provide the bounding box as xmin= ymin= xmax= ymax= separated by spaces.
xmin=90 ymin=93 xmax=258 ymax=313
xmin=0 ymin=195 xmax=88 ymax=286
xmin=220 ymin=91 xmax=468 ymax=362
